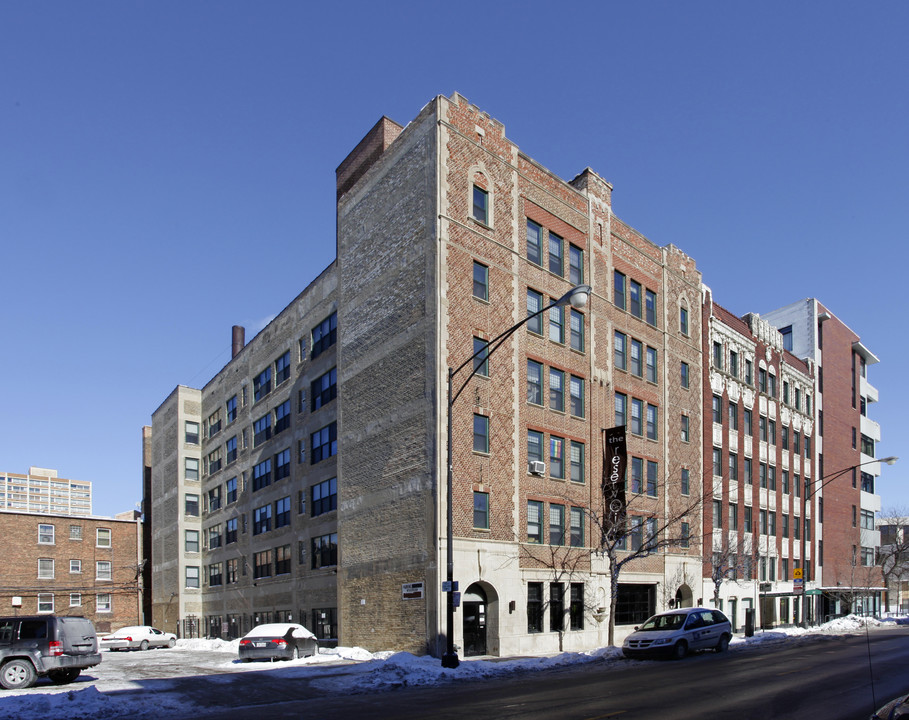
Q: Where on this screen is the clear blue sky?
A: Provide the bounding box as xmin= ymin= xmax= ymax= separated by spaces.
xmin=3 ymin=2 xmax=907 ymax=517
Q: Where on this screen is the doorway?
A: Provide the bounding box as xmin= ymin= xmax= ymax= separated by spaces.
xmin=462 ymin=585 xmax=487 ymax=657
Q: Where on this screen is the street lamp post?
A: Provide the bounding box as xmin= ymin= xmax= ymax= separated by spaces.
xmin=799 ymin=455 xmax=898 ymax=625
xmin=441 ymin=284 xmax=591 ymax=668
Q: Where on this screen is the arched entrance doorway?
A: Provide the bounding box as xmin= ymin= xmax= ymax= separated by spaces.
xmin=674 ymin=584 xmax=694 ymax=608
xmin=462 ymin=584 xmax=489 ymax=657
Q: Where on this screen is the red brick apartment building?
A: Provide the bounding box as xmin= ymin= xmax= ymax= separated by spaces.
xmin=0 ymin=510 xmax=142 ymax=633
xmin=703 ymin=292 xmax=816 ymax=629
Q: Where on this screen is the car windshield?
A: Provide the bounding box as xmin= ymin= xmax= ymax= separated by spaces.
xmin=638 ymin=613 xmax=686 ymax=631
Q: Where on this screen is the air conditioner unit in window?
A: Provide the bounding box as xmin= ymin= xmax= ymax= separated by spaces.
xmin=530 ymin=461 xmax=546 ymax=476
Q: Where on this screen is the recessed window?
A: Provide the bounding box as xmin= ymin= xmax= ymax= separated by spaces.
xmin=528 ymin=430 xmax=544 ymax=472
xmin=185 ymin=421 xmax=200 ymax=445
xmin=311 ymin=312 xmax=337 ymax=360
xmin=473 ymin=492 xmax=489 ymax=530
xmin=312 ymin=478 xmax=337 ymax=516
xmin=527 ymin=220 xmax=543 ymax=266
xmin=226 ymin=395 xmax=238 ymax=424
xmin=646 ymin=404 xmax=658 ymax=441
xmin=629 ymin=281 xmax=642 ymax=318
xmin=311 ymin=422 xmax=337 ymax=464
xmin=185 ymin=530 xmax=200 ymax=553
xmin=550 ymin=436 xmax=565 ymax=479
xmin=630 ymin=398 xmax=643 ymax=436
xmin=253 ymin=414 xmax=272 ymax=447
xmin=681 ymin=414 xmax=690 ymax=442
xmin=253 ymin=366 xmax=272 ymax=402
xmin=253 ymin=459 xmax=272 ymax=491
xmin=185 ymin=494 xmax=200 ymax=517
xmin=549 ymin=368 xmax=565 ymax=412
xmin=645 ymin=290 xmax=657 ymax=326
xmin=226 ymin=436 xmax=238 ymax=464
xmin=548 ymin=232 xmax=564 ymax=276
xmin=472 ymin=185 xmax=489 ymax=225
xmin=646 ymin=347 xmax=657 ymax=383
xmin=570 ymin=310 xmax=584 ymax=352
xmin=253 ymin=504 xmax=272 ymax=535
xmin=311 ymin=369 xmax=338 ymax=412
xmin=185 ymin=457 xmax=200 ymax=481
xmin=680 ymin=305 xmax=689 ymax=335
xmin=473 ymin=338 xmax=489 ymax=377
xmin=615 ymin=393 xmax=627 ymax=427
xmin=70 ymin=559 xmax=82 ymax=574
xmin=275 ymin=496 xmax=292 ymax=528
xmin=614 ymin=331 xmax=627 ymax=370
xmin=549 ymin=305 xmax=564 ymax=343
xmin=275 ymin=351 xmax=291 ymax=385
xmin=275 ymin=448 xmax=291 ymax=481
xmin=275 ymin=545 xmax=292 ymax=575
xmin=312 ymin=533 xmax=338 ymax=568
xmin=569 ymin=245 xmax=584 ymax=285
xmin=226 ymin=477 xmax=238 ymax=505
xmin=549 ymin=504 xmax=565 ymax=545
xmin=208 ymin=410 xmax=222 ymax=438
xmin=69 ymin=593 xmax=82 ymax=608
xmin=630 ymin=339 xmax=643 ymax=377
xmin=97 ymin=593 xmax=112 ymax=613
xmin=207 ymin=449 xmax=222 ymax=475
xmin=185 ymin=567 xmax=200 ymax=589
xmin=473 ymin=262 xmax=489 ymax=301
xmin=473 ymin=414 xmax=489 ymax=454
xmin=527 ymin=501 xmax=543 ymax=544
xmin=37 ymin=594 xmax=54 ymax=614
xmin=614 ymin=271 xmax=626 ymax=310
xmin=527 ymin=289 xmax=544 ymax=335
xmin=569 ymin=376 xmax=585 ymax=418
xmin=570 ymin=441 xmax=585 ymax=484
xmin=69 ymin=525 xmax=82 ymax=541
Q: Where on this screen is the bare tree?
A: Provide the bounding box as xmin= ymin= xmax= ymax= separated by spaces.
xmin=877 ymin=510 xmax=909 ymax=614
xmin=704 ymin=533 xmax=752 ymax=607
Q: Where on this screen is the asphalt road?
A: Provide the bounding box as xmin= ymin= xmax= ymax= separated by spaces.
xmin=89 ymin=628 xmax=909 ymax=720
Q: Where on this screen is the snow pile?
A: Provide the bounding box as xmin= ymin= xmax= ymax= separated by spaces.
xmin=0 ymin=685 xmax=195 ymax=720
xmin=174 ymin=637 xmax=238 ymax=653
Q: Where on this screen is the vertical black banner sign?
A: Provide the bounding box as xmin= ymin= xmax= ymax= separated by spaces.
xmin=602 ymin=426 xmax=628 ymax=542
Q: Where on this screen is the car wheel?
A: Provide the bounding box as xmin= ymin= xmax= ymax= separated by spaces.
xmin=167 ymin=638 xmax=176 ymax=648
xmin=715 ymin=634 xmax=730 ymax=653
xmin=0 ymin=659 xmax=37 ymax=690
xmin=48 ymin=668 xmax=81 ymax=685
xmin=672 ymin=641 xmax=688 ymax=660
xmin=140 ymin=640 xmax=150 ymax=651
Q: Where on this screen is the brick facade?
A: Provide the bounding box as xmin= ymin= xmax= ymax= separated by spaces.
xmin=0 ymin=510 xmax=141 ymax=633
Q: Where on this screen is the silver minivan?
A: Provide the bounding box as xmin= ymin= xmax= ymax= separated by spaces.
xmin=622 ymin=607 xmax=732 ymax=660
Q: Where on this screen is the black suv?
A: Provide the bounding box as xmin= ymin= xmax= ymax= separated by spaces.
xmin=0 ymin=615 xmax=101 ymax=689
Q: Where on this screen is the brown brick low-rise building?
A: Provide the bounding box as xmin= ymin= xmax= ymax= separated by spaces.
xmin=0 ymin=510 xmax=142 ymax=633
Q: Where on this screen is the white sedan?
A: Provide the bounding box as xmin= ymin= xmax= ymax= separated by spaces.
xmin=100 ymin=626 xmax=177 ymax=651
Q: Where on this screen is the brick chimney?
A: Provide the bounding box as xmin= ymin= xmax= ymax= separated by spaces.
xmin=232 ymin=326 xmax=245 ymax=358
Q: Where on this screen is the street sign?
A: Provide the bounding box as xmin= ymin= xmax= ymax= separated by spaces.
xmin=442 ymin=580 xmax=459 ymax=593
xmin=402 ymin=582 xmax=424 ymax=600
xmin=793 ymin=568 xmax=803 ymax=580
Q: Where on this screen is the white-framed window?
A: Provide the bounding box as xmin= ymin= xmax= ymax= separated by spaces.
xmin=38 ymin=524 xmax=55 ymax=544
xmin=69 ymin=593 xmax=82 ymax=608
xmin=69 ymin=525 xmax=83 ymax=540
xmin=37 ymin=593 xmax=54 ymax=613
xmin=96 ymin=593 xmax=112 ymax=613
xmin=38 ymin=558 xmax=55 ymax=579
xmin=96 ymin=561 xmax=112 ymax=581
xmin=96 ymin=528 xmax=112 ymax=548
xmin=70 ymin=559 xmax=82 ymax=574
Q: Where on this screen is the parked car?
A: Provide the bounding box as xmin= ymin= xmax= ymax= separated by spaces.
xmin=0 ymin=615 xmax=101 ymax=689
xmin=238 ymin=623 xmax=317 ymax=662
xmin=100 ymin=626 xmax=177 ymax=651
xmin=622 ymin=607 xmax=732 ymax=660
